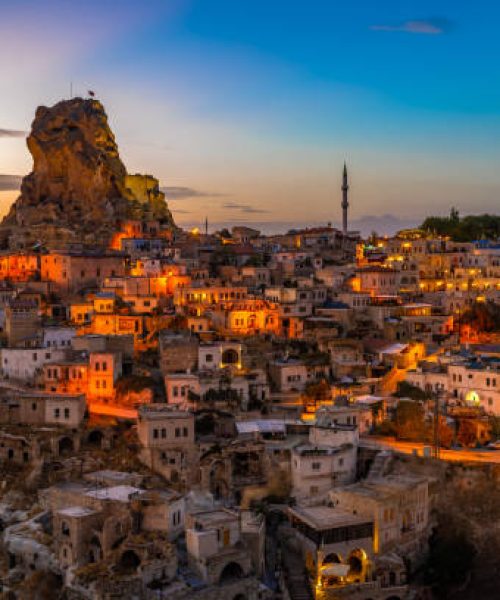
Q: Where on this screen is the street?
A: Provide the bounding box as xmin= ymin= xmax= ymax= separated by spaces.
xmin=362 ymin=435 xmax=500 ymax=464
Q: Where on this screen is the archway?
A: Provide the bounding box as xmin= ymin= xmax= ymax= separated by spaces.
xmin=87 ymin=430 xmax=104 ymax=447
xmin=347 ymin=548 xmax=367 ymax=580
xmin=58 ymin=436 xmax=74 ymax=456
xmin=119 ymin=550 xmax=141 ymax=573
xmin=219 ymin=561 xmax=244 ymax=584
xmin=209 ymin=460 xmax=229 ymax=500
xmin=322 ymin=553 xmax=342 ymax=565
xmin=89 ymin=535 xmax=102 ymax=563
xmin=222 ymin=348 xmax=239 ymax=365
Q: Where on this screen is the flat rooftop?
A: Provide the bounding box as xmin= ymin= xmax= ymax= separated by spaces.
xmin=57 ymin=506 xmax=98 ymax=518
xmin=191 ymin=509 xmax=239 ymax=528
xmin=289 ymin=505 xmax=372 ymax=530
xmin=85 ymin=485 xmax=144 ymax=503
xmin=337 ymin=475 xmax=429 ymax=501
xmin=138 ymin=404 xmax=191 ymax=419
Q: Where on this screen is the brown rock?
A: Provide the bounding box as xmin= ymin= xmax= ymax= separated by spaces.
xmin=0 ymin=97 xmax=175 ymax=249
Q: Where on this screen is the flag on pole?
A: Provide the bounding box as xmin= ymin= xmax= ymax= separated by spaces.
xmin=88 ymin=90 xmax=95 ymax=97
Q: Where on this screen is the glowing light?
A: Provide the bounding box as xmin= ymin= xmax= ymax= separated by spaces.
xmin=191 ymin=227 xmax=200 ymax=235
xmin=465 ymin=390 xmax=480 ymax=406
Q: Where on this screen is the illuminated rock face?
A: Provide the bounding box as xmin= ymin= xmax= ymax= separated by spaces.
xmin=0 ymin=97 xmax=175 ymax=248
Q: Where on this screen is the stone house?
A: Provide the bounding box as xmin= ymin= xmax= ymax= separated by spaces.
xmin=137 ymin=404 xmax=197 ymax=486
xmin=186 ymin=508 xmax=253 ymax=585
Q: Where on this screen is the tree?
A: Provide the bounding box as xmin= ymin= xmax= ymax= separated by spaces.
xmin=301 ymin=380 xmax=331 ymax=412
xmin=436 ymin=416 xmax=454 ymax=449
xmin=395 ymin=380 xmax=430 ymax=401
xmin=217 ymin=228 xmax=232 ymax=239
xmin=420 ymin=212 xmax=500 ymax=242
xmin=395 ymin=399 xmax=426 ymax=441
xmin=457 ymin=419 xmax=479 ymax=448
xmin=461 ymin=301 xmax=500 ymax=334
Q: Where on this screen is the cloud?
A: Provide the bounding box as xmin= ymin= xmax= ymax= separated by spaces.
xmin=0 ymin=174 xmax=22 ymax=191
xmin=371 ymin=18 xmax=452 ymax=35
xmin=161 ymin=186 xmax=226 ymax=199
xmin=222 ymin=202 xmax=269 ymax=214
xmin=0 ymin=128 xmax=26 ymax=138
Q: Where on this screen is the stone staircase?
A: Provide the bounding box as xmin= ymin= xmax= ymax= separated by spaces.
xmin=280 ymin=529 xmax=313 ymax=600
xmin=366 ymin=450 xmax=393 ymax=481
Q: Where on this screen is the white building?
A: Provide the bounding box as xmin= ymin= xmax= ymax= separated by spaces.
xmin=0 ymin=347 xmax=68 ymax=381
xmin=198 ymin=341 xmax=242 ymax=370
xmin=291 ymin=419 xmax=358 ymax=500
xmin=42 ymin=326 xmax=76 ymax=349
xmin=186 ymin=508 xmax=252 ymax=584
xmin=406 ymin=357 xmax=500 ymax=415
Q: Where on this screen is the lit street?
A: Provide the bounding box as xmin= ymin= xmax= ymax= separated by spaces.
xmin=362 ymin=436 xmax=500 ymax=464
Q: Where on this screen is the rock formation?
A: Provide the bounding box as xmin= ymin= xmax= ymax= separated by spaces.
xmin=0 ymin=97 xmax=175 ymax=249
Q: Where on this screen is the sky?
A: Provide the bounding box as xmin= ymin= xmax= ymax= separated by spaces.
xmin=1 ymin=0 xmax=500 ymax=235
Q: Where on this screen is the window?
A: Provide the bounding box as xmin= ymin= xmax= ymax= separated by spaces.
xmin=311 ymin=461 xmax=321 ymax=471
xmin=175 ymin=428 xmax=181 ymax=437
xmin=183 ymin=427 xmax=188 ymax=437
xmin=95 ymin=362 xmax=100 ymax=371
xmin=64 ymin=408 xmax=70 ymax=419
xmin=206 ymin=354 xmax=213 ymax=363
xmin=32 ymin=403 xmax=37 ymax=411
xmin=173 ymin=386 xmax=178 ymax=397
xmin=161 ymin=428 xmax=166 ymax=438
xmin=54 ymin=408 xmax=60 ymax=418
xmin=102 ymin=362 xmax=107 ymax=371
xmin=153 ymin=429 xmax=159 ymax=439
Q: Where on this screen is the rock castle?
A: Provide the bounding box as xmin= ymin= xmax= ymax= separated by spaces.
xmin=0 ymin=97 xmax=175 ymax=249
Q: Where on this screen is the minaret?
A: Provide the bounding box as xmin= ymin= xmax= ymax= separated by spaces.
xmin=341 ymin=161 xmax=349 ymax=235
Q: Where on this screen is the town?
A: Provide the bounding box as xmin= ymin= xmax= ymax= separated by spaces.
xmin=0 ymin=97 xmax=499 ymax=600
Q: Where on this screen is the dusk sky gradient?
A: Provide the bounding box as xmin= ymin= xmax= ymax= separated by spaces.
xmin=1 ymin=0 xmax=499 ymax=233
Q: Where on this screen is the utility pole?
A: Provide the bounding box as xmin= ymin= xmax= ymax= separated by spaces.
xmin=433 ymin=390 xmax=441 ymax=460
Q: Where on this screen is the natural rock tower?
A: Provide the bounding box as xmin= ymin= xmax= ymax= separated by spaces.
xmin=0 ymin=97 xmax=176 ymax=249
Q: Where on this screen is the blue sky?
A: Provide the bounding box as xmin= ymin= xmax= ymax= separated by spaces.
xmin=1 ymin=0 xmax=499 ymax=233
